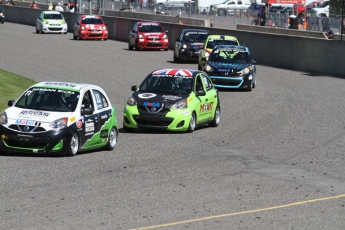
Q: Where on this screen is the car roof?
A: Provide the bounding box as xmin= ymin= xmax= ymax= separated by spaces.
xmin=207 ymin=35 xmax=238 ymax=41
xmin=31 ymin=81 xmax=99 ymax=92
xmin=182 ymin=29 xmax=210 ymax=33
xmin=150 ymin=69 xmax=202 ymax=78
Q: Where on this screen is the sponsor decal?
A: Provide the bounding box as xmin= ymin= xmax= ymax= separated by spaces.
xmin=1 ymin=134 xmax=6 ymax=139
xmin=19 ymin=110 xmax=50 ymax=118
xmin=100 ymin=115 xmax=108 ymax=119
xmin=152 ymin=69 xmax=194 ymax=77
xmin=76 ymin=120 xmax=83 ymax=129
xmin=138 ymin=93 xmax=157 ymax=99
xmin=85 ymin=122 xmax=94 ymax=132
xmin=162 ymin=95 xmax=182 ymax=100
xmin=70 ymin=116 xmax=76 ymax=122
xmin=189 ymin=97 xmax=193 ymax=102
xmin=143 ymin=102 xmax=161 ymax=107
xmin=200 ymin=102 xmax=214 ymax=113
xmin=15 ymin=120 xmax=35 ymax=126
xmin=85 ymin=132 xmax=94 ymax=136
xmin=17 ymin=134 xmax=33 ymax=137
xmin=183 ymin=111 xmax=191 ymax=116
xmin=43 ymin=82 xmax=78 ymax=88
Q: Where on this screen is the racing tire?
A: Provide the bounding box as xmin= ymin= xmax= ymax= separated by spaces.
xmin=73 ymin=33 xmax=77 ymax=40
xmin=198 ymin=64 xmax=202 ymax=70
xmin=64 ymin=32 xmax=67 ymax=34
xmin=128 ymin=42 xmax=133 ymax=50
xmin=135 ymin=42 xmax=140 ymax=51
xmin=36 ymin=27 xmax=39 ymax=34
xmin=104 ymin=38 xmax=108 ymax=41
xmin=66 ymin=132 xmax=79 ymax=157
xmin=187 ymin=112 xmax=196 ymax=133
xmin=103 ymin=127 xmax=117 ymax=150
xmin=164 ymin=48 xmax=168 ymax=51
xmin=253 ymin=78 xmax=256 ymax=88
xmin=173 ymin=53 xmax=178 ymax=62
xmin=209 ymin=106 xmax=220 ymax=127
xmin=123 ymin=123 xmax=135 ymax=133
xmin=247 ymin=80 xmax=253 ymax=91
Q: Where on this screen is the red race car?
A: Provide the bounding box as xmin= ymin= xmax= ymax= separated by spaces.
xmin=128 ymin=21 xmax=169 ymax=51
xmin=73 ymin=15 xmax=108 ymax=40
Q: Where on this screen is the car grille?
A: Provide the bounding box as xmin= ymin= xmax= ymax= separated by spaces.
xmin=133 ymin=115 xmax=173 ymax=127
xmin=3 ymin=139 xmax=48 ymax=149
xmin=48 ymin=27 xmax=63 ymax=31
xmin=146 ymin=42 xmax=164 ymax=47
xmin=147 ymin=37 xmax=162 ymax=41
xmin=138 ymin=106 xmax=170 ymax=115
xmin=9 ymin=125 xmax=46 ymax=133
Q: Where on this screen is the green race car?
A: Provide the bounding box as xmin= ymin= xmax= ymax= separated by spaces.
xmin=123 ymin=69 xmax=220 ymax=133
xmin=198 ymin=35 xmax=240 ymax=70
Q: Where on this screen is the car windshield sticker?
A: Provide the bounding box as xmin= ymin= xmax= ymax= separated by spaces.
xmin=140 ymin=23 xmax=159 ymax=26
xmin=43 ymin=82 xmax=78 ymax=88
xmin=185 ymin=32 xmax=209 ymax=35
xmin=214 ymin=47 xmax=246 ymax=53
xmin=152 ymin=69 xmax=195 ymax=77
xmin=138 ymin=93 xmax=157 ymax=99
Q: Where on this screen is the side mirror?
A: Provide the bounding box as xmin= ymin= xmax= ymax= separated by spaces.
xmin=81 ymin=107 xmax=93 ymax=116
xmin=131 ymin=85 xmax=138 ymax=91
xmin=8 ymin=100 xmax=15 ymax=107
xmin=196 ymin=90 xmax=206 ymax=96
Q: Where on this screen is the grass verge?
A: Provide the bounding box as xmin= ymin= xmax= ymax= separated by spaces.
xmin=0 ymin=69 xmax=36 ymax=112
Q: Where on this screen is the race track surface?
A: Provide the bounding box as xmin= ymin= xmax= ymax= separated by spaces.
xmin=0 ymin=22 xmax=345 ymax=230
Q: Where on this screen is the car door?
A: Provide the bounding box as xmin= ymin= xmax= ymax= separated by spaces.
xmin=194 ymin=74 xmax=212 ymax=124
xmin=129 ymin=23 xmax=138 ymax=46
xmin=200 ymin=73 xmax=218 ymax=123
xmin=79 ymin=90 xmax=101 ymax=150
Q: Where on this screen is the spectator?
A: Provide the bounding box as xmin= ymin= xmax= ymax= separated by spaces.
xmin=322 ymin=30 xmax=334 ymax=40
xmin=260 ymin=6 xmax=266 ymax=26
xmin=55 ymin=2 xmax=64 ymax=11
xmin=7 ymin=0 xmax=14 ymax=5
xmin=297 ymin=13 xmax=304 ymax=29
xmin=29 ymin=1 xmax=39 ymax=8
xmin=0 ymin=0 xmax=3 ymax=4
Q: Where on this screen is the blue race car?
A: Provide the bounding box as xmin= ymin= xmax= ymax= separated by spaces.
xmin=203 ymin=45 xmax=257 ymax=91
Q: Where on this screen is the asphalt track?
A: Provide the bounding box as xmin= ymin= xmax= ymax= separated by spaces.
xmin=0 ymin=22 xmax=345 ymax=230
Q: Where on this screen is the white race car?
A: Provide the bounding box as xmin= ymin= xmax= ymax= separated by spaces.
xmin=36 ymin=11 xmax=68 ymax=34
xmin=0 ymin=82 xmax=118 ymax=156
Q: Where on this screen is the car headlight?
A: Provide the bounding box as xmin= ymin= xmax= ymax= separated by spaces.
xmin=0 ymin=112 xmax=8 ymax=125
xmin=81 ymin=26 xmax=86 ymax=30
xmin=205 ymin=52 xmax=210 ymax=58
xmin=172 ymin=99 xmax=187 ymax=110
xmin=43 ymin=21 xmax=48 ymax=24
xmin=163 ymin=34 xmax=167 ymax=39
xmin=139 ymin=34 xmax=144 ymax=38
xmin=49 ymin=118 xmax=68 ymax=129
xmin=182 ymin=44 xmax=187 ymax=49
xmin=127 ymin=96 xmax=137 ymax=106
xmin=102 ymin=26 xmax=107 ymax=30
xmin=238 ymin=67 xmax=250 ymax=75
xmin=204 ymin=64 xmax=214 ymax=72
xmin=62 ymin=21 xmax=67 ymax=25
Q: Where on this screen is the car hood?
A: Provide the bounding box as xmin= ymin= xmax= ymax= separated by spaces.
xmin=5 ymin=107 xmax=74 ymax=124
xmin=208 ymin=61 xmax=251 ymax=71
xmin=81 ymin=24 xmax=105 ymax=30
xmin=132 ymin=91 xmax=189 ymax=108
xmin=43 ymin=19 xmax=65 ymax=24
xmin=140 ymin=32 xmax=165 ymax=37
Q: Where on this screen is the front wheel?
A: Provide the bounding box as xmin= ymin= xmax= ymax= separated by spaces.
xmin=187 ymin=112 xmax=196 ymax=133
xmin=66 ymin=133 xmax=79 ymax=157
xmin=103 ymin=127 xmax=117 ymax=150
xmin=209 ymin=106 xmax=220 ymax=127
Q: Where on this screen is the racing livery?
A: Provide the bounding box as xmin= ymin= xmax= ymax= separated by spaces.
xmin=198 ymin=35 xmax=240 ymax=70
xmin=123 ymin=69 xmax=220 ymax=132
xmin=173 ymin=29 xmax=210 ymax=63
xmin=128 ymin=21 xmax=169 ymax=51
xmin=0 ymin=82 xmax=118 ymax=156
xmin=73 ymin=15 xmax=108 ymax=40
xmin=36 ymin=11 xmax=68 ymax=34
xmin=203 ymin=45 xmax=257 ymax=91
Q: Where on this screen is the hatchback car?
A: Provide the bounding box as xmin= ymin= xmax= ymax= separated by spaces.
xmin=198 ymin=35 xmax=240 ymax=70
xmin=73 ymin=15 xmax=108 ymax=40
xmin=203 ymin=45 xmax=257 ymax=91
xmin=0 ymin=82 xmax=118 ymax=156
xmin=123 ymin=69 xmax=220 ymax=133
xmin=36 ymin=11 xmax=67 ymax=34
xmin=128 ymin=21 xmax=169 ymax=51
xmin=173 ymin=29 xmax=210 ymax=63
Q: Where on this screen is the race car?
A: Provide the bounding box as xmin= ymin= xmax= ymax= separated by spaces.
xmin=173 ymin=29 xmax=210 ymax=63
xmin=73 ymin=15 xmax=108 ymax=40
xmin=203 ymin=45 xmax=257 ymax=91
xmin=198 ymin=35 xmax=240 ymax=70
xmin=0 ymin=82 xmax=118 ymax=156
xmin=36 ymin=11 xmax=67 ymax=34
xmin=128 ymin=21 xmax=169 ymax=51
xmin=123 ymin=69 xmax=220 ymax=133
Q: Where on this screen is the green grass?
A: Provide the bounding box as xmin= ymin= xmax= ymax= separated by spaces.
xmin=0 ymin=69 xmax=36 ymax=112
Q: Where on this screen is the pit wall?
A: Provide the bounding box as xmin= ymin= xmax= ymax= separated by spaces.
xmin=2 ymin=5 xmax=345 ymax=77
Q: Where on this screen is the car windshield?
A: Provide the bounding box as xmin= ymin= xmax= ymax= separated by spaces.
xmin=209 ymin=49 xmax=250 ymax=64
xmin=44 ymin=13 xmax=63 ymax=20
xmin=82 ymin=17 xmax=104 ymax=24
xmin=138 ymin=24 xmax=163 ymax=32
xmin=15 ymin=87 xmax=80 ymax=112
xmin=206 ymin=39 xmax=238 ymax=49
xmin=183 ymin=32 xmax=209 ymax=42
xmin=139 ymin=75 xmax=193 ymax=95
xmin=317 ymin=1 xmax=328 ymax=7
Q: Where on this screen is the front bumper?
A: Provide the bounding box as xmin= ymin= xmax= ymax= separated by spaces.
xmin=123 ymin=105 xmax=192 ymax=132
xmin=79 ymin=30 xmax=108 ymax=40
xmin=136 ymin=38 xmax=169 ymax=50
xmin=208 ymin=73 xmax=253 ymax=89
xmin=179 ymin=48 xmax=200 ymax=62
xmin=42 ymin=24 xmax=68 ymax=33
xmin=0 ymin=125 xmax=73 ymax=155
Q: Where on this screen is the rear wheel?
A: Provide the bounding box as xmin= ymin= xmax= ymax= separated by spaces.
xmin=209 ymin=106 xmax=220 ymax=127
xmin=187 ymin=112 xmax=196 ymax=133
xmin=103 ymin=127 xmax=117 ymax=150
xmin=66 ymin=133 xmax=79 ymax=157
